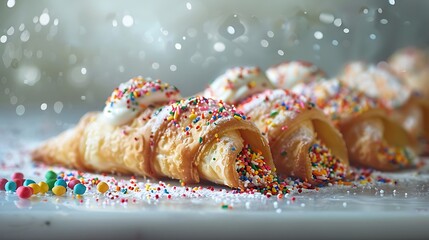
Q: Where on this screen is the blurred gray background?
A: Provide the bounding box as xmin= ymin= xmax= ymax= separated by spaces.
xmin=1 ymin=0 xmax=429 ymax=123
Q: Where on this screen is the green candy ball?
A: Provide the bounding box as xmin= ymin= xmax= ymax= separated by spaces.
xmin=46 ymin=178 xmax=56 ymax=191
xmin=45 ymin=170 xmax=57 ymax=180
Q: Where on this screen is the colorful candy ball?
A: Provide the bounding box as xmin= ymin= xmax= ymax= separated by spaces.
xmin=38 ymin=181 xmax=49 ymax=194
xmin=23 ymin=179 xmax=36 ymax=186
xmin=46 ymin=179 xmax=56 ymax=191
xmin=28 ymin=183 xmax=41 ymax=195
xmin=45 ymin=170 xmax=57 ymax=180
xmin=52 ymin=186 xmax=66 ymax=196
xmin=11 ymin=172 xmax=24 ymax=180
xmin=13 ymin=178 xmax=24 ymax=187
xmin=16 ymin=186 xmax=33 ymax=199
xmin=54 ymin=179 xmax=67 ymax=188
xmin=68 ymin=179 xmax=81 ymax=190
xmin=97 ymin=182 xmax=109 ymax=193
xmin=73 ymin=183 xmax=86 ymax=195
xmin=5 ymin=181 xmax=17 ymax=192
xmin=0 ymin=178 xmax=8 ymax=191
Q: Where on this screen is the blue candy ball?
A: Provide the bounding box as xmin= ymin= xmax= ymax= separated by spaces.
xmin=73 ymin=183 xmax=86 ymax=195
xmin=54 ymin=179 xmax=67 ymax=188
xmin=5 ymin=181 xmax=17 ymax=192
xmin=23 ymin=179 xmax=36 ymax=186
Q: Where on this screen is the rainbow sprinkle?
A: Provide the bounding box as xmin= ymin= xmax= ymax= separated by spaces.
xmin=162 ymin=96 xmax=247 ymax=131
xmin=215 ymin=67 xmax=262 ymax=92
xmin=235 ymin=144 xmax=288 ymax=196
xmin=105 ymin=77 xmax=180 ymax=111
xmin=308 ymin=139 xmax=348 ymax=184
xmin=320 ymin=89 xmax=386 ymax=126
xmin=293 ymin=80 xmax=388 ymax=126
xmin=377 ymin=143 xmax=415 ymax=167
xmin=238 ymin=89 xmax=315 ymax=135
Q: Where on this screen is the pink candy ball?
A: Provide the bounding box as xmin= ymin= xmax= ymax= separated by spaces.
xmin=16 ymin=186 xmax=33 ymax=199
xmin=11 ymin=172 xmax=24 ymax=180
xmin=68 ymin=179 xmax=81 ymax=189
xmin=0 ymin=178 xmax=8 ymax=191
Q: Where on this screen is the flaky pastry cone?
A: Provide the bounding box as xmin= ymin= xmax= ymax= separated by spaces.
xmin=237 ymin=89 xmax=349 ymax=185
xmin=202 ymin=66 xmax=349 ymax=185
xmin=292 ymin=79 xmax=418 ymax=171
xmin=340 ymin=61 xmax=429 ymax=154
xmin=32 ymin=78 xmax=275 ymax=190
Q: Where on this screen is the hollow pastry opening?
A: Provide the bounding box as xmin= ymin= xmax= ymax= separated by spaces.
xmin=199 ymin=130 xmax=277 ymax=190
xmin=345 ymin=116 xmax=417 ymax=170
xmin=308 ymin=139 xmax=348 ymax=184
xmin=376 ymin=142 xmax=415 ymax=167
xmin=274 ymin=119 xmax=348 ymax=184
xmin=381 ymin=118 xmax=417 ymax=168
xmin=306 ymin=120 xmax=348 ymax=184
xmin=235 ymin=143 xmax=276 ymax=189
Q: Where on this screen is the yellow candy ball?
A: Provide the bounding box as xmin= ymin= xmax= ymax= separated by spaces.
xmin=38 ymin=181 xmax=49 ymax=194
xmin=28 ymin=183 xmax=40 ymax=195
xmin=97 ymin=182 xmax=109 ymax=193
xmin=52 ymin=185 xmax=66 ymax=196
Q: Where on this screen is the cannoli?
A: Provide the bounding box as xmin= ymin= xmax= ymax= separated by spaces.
xmin=340 ymin=61 xmax=429 ymax=154
xmin=32 ymin=77 xmax=276 ymax=189
xmin=292 ymin=79 xmax=418 ymax=171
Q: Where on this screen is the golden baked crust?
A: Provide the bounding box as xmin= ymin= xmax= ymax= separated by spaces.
xmin=32 ymin=97 xmax=274 ymax=189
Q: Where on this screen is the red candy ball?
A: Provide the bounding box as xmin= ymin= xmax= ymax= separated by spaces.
xmin=16 ymin=186 xmax=33 ymax=199
xmin=68 ymin=179 xmax=81 ymax=189
xmin=14 ymin=178 xmax=24 ymax=187
xmin=0 ymin=178 xmax=8 ymax=191
xmin=11 ymin=172 xmax=24 ymax=180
